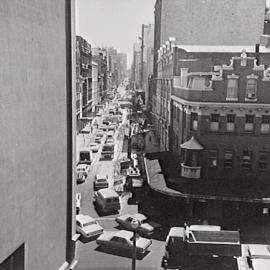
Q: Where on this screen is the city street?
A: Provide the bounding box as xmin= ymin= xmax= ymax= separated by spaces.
xmin=75 ymin=91 xmax=165 ymax=270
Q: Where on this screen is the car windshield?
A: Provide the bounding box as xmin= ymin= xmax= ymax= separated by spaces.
xmin=97 ymin=179 xmax=106 ymax=182
xmin=83 ymin=221 xmax=96 ymax=227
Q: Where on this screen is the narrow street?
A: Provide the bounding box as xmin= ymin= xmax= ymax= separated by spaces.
xmin=75 ymin=87 xmax=165 ymax=270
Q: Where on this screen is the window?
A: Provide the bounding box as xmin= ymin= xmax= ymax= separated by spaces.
xmin=226 ymin=114 xmax=235 ymax=132
xmin=208 ymin=150 xmax=218 ymax=167
xmin=177 ymin=107 xmax=180 ymax=122
xmin=242 ymin=150 xmax=252 ymax=170
xmin=226 ymin=78 xmax=238 ymax=100
xmin=190 ymin=113 xmax=198 ymax=131
xmin=261 ymin=115 xmax=270 ymax=134
xmin=224 ymin=150 xmax=233 ymax=168
xmin=246 ymin=79 xmax=257 ymax=100
xmin=258 ymin=152 xmax=268 ymax=170
xmin=244 ymin=115 xmax=254 ymax=131
xmin=188 ymin=76 xmax=211 ymax=90
xmin=210 ymin=114 xmax=220 ymax=131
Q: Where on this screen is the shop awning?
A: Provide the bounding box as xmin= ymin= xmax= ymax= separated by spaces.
xmin=180 ymin=137 xmax=204 ymax=150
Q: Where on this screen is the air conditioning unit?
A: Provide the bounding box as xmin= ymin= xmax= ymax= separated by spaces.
xmin=260 ymin=34 xmax=270 ymax=48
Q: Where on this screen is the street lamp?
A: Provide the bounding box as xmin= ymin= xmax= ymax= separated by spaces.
xmin=131 ymin=219 xmax=140 ymax=270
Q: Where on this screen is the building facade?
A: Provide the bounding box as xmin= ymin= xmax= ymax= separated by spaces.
xmin=142 ymin=24 xmax=154 ymax=108
xmin=0 ymin=1 xmax=77 ymax=269
xmin=131 ymin=42 xmax=142 ymax=89
xmin=153 ymin=0 xmax=266 ymax=76
xmin=92 ymin=47 xmax=108 ymax=103
xmin=91 ymin=61 xmax=99 ymax=112
xmin=152 ymin=37 xmax=270 ymax=222
xmin=76 ymin=36 xmax=92 ymax=118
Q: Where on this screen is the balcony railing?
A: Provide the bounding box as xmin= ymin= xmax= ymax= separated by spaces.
xmin=181 ymin=163 xmax=201 ymax=179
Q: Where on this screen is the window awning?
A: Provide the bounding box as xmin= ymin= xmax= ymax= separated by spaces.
xmin=180 ymin=137 xmax=204 ymax=150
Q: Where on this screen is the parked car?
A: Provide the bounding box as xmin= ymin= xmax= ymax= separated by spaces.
xmin=76 ymin=214 xmax=103 ymax=239
xmin=115 ymin=213 xmax=161 ymax=236
xmin=95 ymin=135 xmax=103 ymax=144
xmin=94 ymin=174 xmax=109 ymax=191
xmin=89 ymin=142 xmax=99 ymax=153
xmin=106 ymin=138 xmax=114 ymax=144
xmin=96 ymin=230 xmax=152 ymax=254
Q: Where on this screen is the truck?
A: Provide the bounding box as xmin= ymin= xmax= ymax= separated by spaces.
xmin=161 ymin=225 xmax=242 ymax=270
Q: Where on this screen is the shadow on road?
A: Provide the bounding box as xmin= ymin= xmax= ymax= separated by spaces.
xmin=94 ymin=245 xmax=150 ymax=260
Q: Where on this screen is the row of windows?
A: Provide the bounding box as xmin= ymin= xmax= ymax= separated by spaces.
xmin=207 ymin=150 xmax=268 ymax=171
xmin=226 ymin=77 xmax=257 ymax=101
xmin=190 ymin=113 xmax=270 ymax=134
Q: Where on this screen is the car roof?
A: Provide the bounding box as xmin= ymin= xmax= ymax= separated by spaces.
xmin=77 ymin=164 xmax=89 ymax=169
xmin=97 ymin=188 xmax=118 ymax=198
xmin=114 ymin=230 xmax=133 ymax=239
xmin=76 ymin=214 xmax=95 ymax=223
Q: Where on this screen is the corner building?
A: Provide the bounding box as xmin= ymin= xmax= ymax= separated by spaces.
xmin=153 ymin=38 xmax=270 ymax=223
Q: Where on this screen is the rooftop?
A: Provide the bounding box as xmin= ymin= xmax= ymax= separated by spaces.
xmin=144 ymin=151 xmax=270 ymax=203
xmin=177 ymin=45 xmax=270 ymax=53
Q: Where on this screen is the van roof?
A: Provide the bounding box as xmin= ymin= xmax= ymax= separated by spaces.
xmin=97 ymin=188 xmax=119 ymax=198
xmin=189 ymin=225 xmax=221 ymax=232
xmin=168 ymin=227 xmax=185 ymax=237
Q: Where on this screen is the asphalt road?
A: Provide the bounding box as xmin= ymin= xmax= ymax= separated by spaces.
xmin=75 ymin=101 xmax=166 ymax=270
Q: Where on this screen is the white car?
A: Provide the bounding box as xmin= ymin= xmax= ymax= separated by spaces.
xmin=76 ymin=214 xmax=103 ymax=239
xmin=96 ymin=230 xmax=152 ymax=254
xmin=89 ymin=142 xmax=99 ymax=153
xmin=116 ymin=213 xmax=161 ymax=236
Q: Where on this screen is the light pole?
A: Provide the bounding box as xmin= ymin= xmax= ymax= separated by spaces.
xmin=131 ymin=220 xmax=140 ymax=270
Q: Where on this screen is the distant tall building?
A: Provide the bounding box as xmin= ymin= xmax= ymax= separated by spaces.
xmin=141 ymin=23 xmax=154 ymax=107
xmin=118 ymin=53 xmax=128 ymax=81
xmin=131 ymin=42 xmax=141 ymax=89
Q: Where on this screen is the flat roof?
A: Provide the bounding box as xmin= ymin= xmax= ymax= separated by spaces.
xmin=177 ymin=45 xmax=270 ymax=53
xmin=191 ymin=230 xmax=240 ymax=244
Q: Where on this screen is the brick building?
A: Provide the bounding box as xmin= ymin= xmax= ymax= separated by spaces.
xmin=148 ymin=37 xmax=270 ymax=223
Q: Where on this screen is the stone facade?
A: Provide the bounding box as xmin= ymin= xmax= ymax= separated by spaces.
xmin=0 ymin=1 xmax=77 ymax=269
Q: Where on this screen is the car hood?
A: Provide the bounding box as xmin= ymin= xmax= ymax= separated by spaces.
xmin=136 ymin=238 xmax=152 ymax=250
xmin=140 ymin=223 xmax=154 ymax=232
xmin=97 ymin=231 xmax=115 ymax=241
xmin=83 ymin=224 xmax=103 ymax=234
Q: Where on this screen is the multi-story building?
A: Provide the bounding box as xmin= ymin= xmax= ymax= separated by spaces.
xmin=141 ymin=24 xmax=154 ymax=108
xmin=0 ymin=1 xmax=77 ymax=269
xmin=153 ymin=0 xmax=266 ymax=77
xmin=91 ymin=61 xmax=99 ymax=112
xmin=118 ymin=53 xmax=128 ymax=82
xmin=131 ymin=42 xmax=142 ymax=89
xmin=92 ymin=48 xmax=108 ymax=104
xmin=76 ymin=36 xmax=92 ymax=117
xmin=150 ymin=36 xmax=270 ymax=223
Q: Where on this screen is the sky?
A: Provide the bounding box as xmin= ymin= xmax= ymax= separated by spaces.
xmin=76 ymin=0 xmax=156 ymax=68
